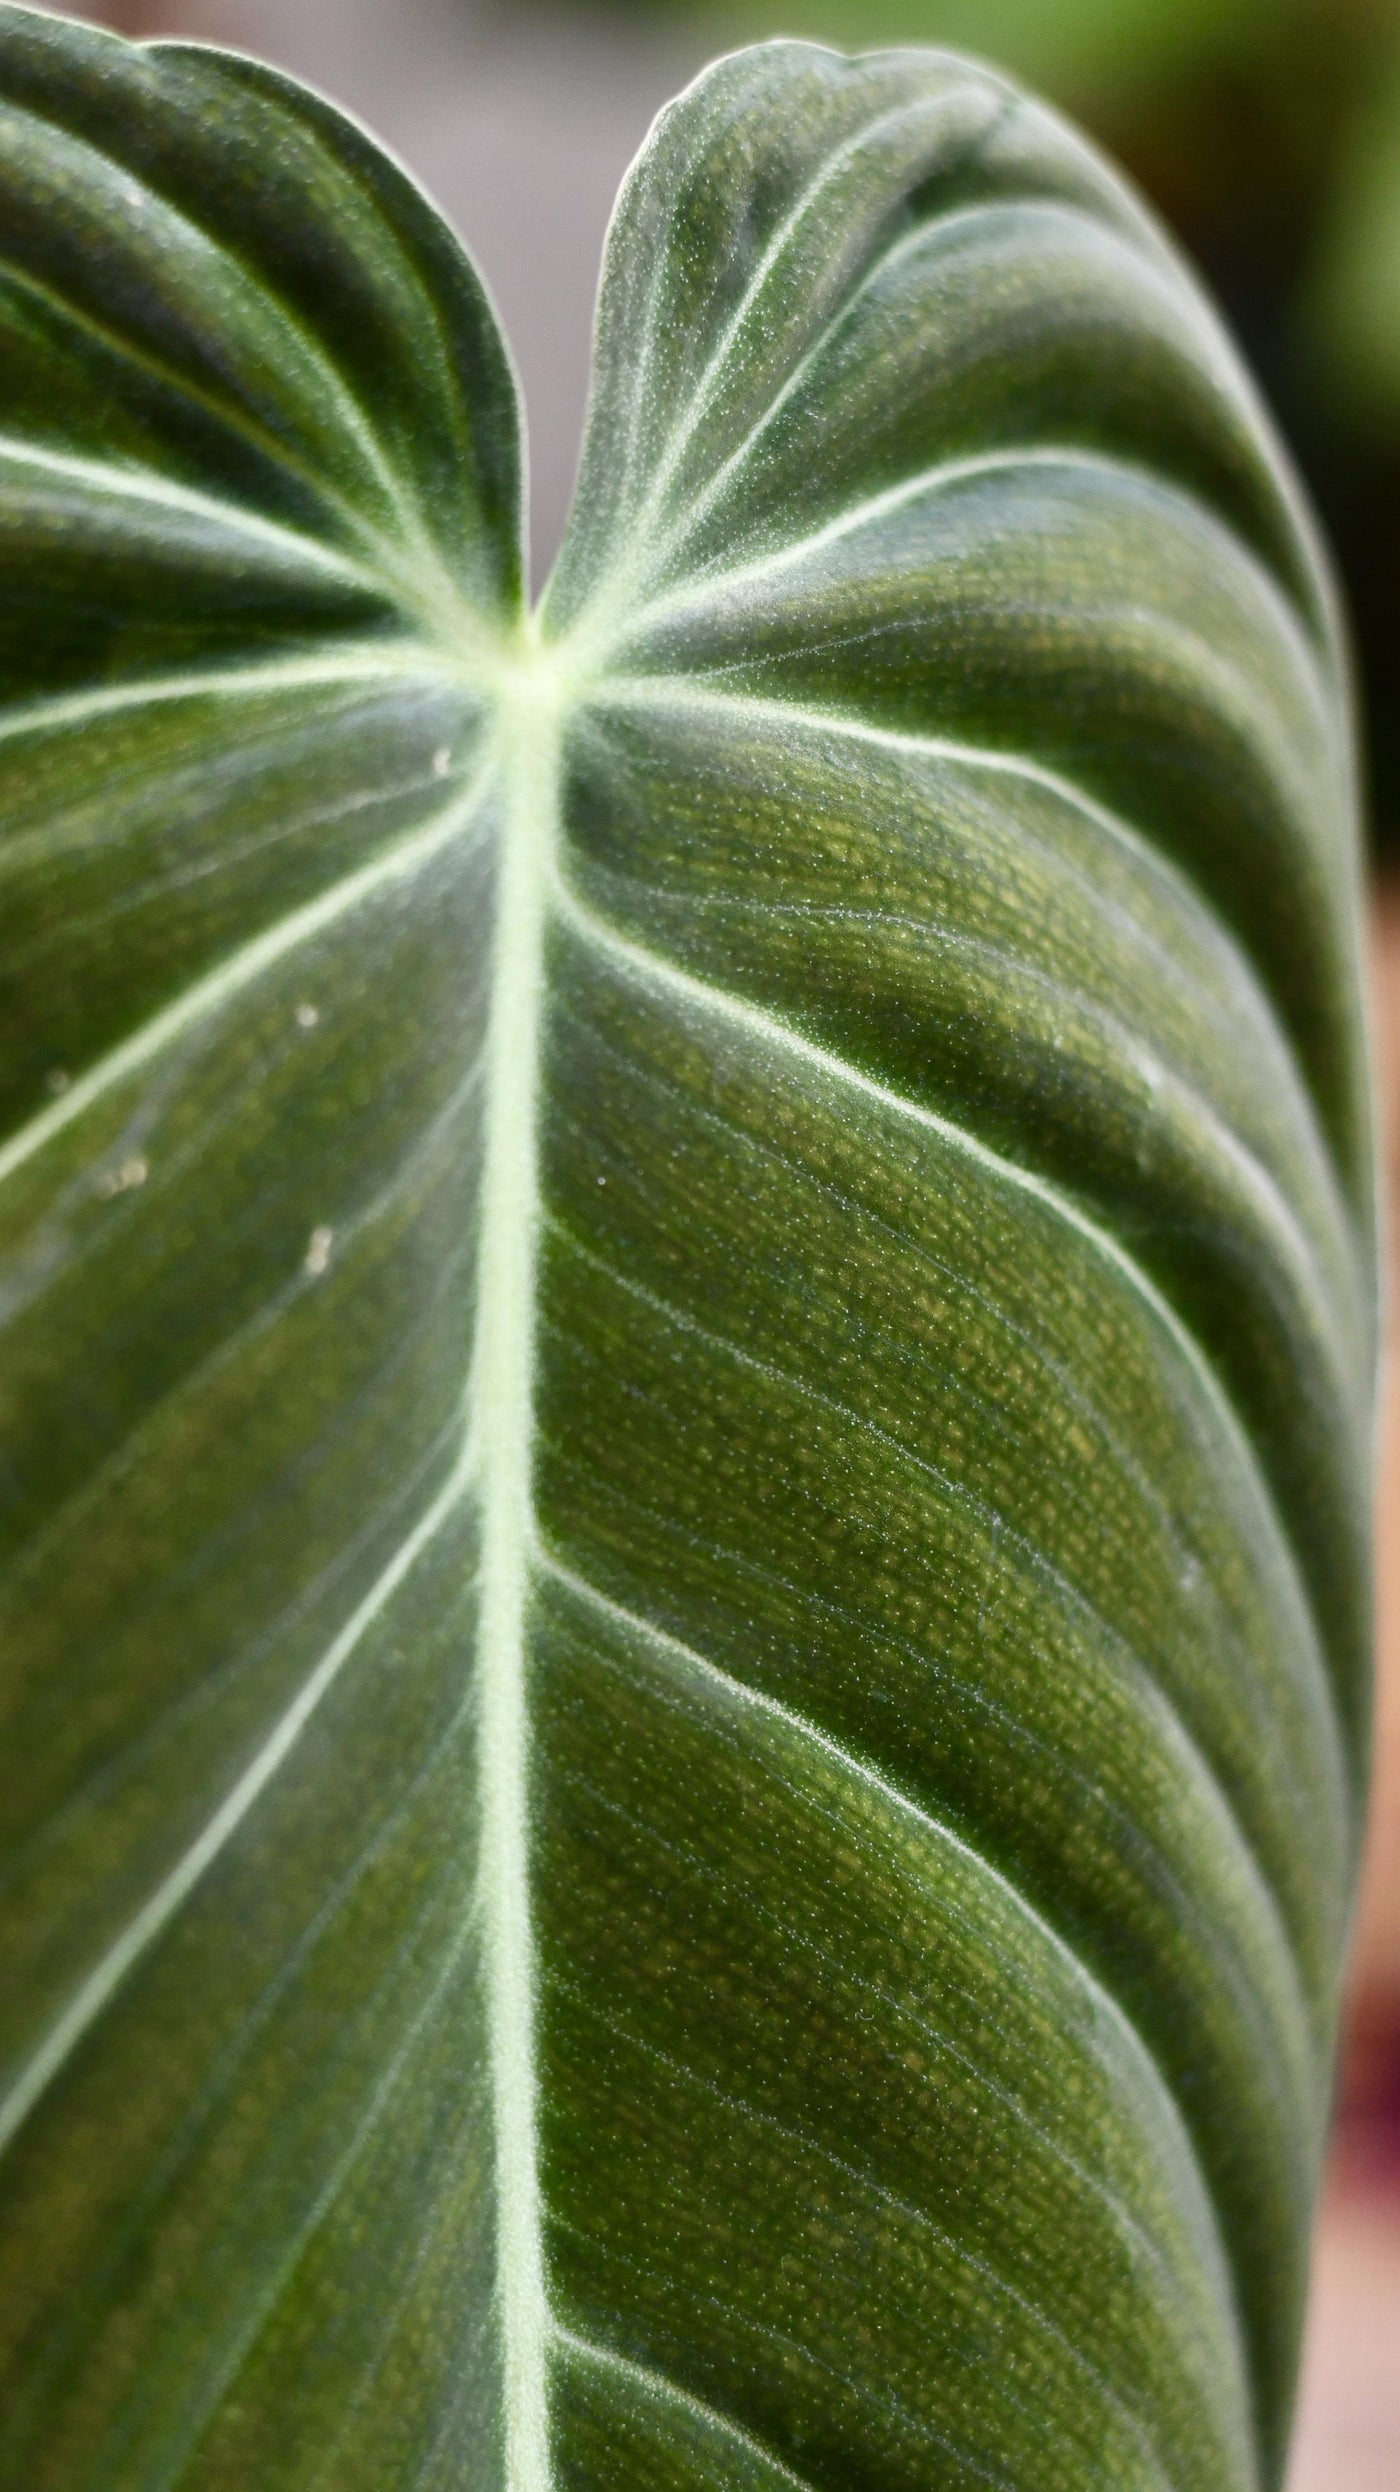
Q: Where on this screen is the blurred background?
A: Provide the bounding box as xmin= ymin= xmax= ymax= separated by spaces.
xmin=29 ymin=0 xmax=1400 ymax=2480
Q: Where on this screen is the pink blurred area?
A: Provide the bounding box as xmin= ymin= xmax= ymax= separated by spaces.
xmin=1288 ymin=889 xmax=1400 ymax=2490
xmin=1289 ymin=2189 xmax=1400 ymax=2492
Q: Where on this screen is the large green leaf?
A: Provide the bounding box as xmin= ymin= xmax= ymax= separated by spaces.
xmin=0 ymin=13 xmax=1376 ymax=2490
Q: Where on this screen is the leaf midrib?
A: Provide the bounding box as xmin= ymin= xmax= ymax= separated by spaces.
xmin=471 ymin=638 xmax=564 ymax=2488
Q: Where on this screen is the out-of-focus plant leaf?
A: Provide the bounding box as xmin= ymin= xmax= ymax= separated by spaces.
xmin=1307 ymin=21 xmax=1400 ymax=422
xmin=0 ymin=11 xmax=1376 ymax=2489
xmin=548 ymin=0 xmax=1287 ymax=108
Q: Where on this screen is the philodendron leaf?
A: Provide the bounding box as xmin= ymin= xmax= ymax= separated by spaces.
xmin=0 ymin=10 xmax=1375 ymax=2489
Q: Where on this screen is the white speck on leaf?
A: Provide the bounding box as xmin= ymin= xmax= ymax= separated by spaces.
xmin=97 ymin=1156 xmax=148 ymax=1199
xmin=433 ymin=746 xmax=452 ymax=779
xmin=304 ymin=1225 xmax=334 ymax=1277
xmin=295 ymin=1002 xmax=319 ymax=1029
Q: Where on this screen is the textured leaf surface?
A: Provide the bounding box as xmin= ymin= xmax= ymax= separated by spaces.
xmin=0 ymin=15 xmax=1376 ymax=2492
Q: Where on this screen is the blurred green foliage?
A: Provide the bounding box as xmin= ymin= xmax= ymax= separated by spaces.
xmin=1311 ymin=17 xmax=1400 ymax=419
xmin=603 ymin=0 xmax=1288 ymax=100
xmin=541 ymin=0 xmax=1400 ymax=840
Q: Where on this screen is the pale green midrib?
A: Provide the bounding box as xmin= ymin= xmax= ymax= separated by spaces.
xmin=470 ymin=634 xmax=561 ymax=2492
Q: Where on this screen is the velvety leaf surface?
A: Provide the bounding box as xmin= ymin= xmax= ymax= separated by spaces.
xmin=0 ymin=14 xmax=1376 ymax=2492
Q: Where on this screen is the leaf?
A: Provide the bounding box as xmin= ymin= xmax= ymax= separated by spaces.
xmin=0 ymin=15 xmax=1375 ymax=2492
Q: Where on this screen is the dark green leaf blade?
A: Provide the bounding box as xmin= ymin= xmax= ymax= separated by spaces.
xmin=0 ymin=11 xmax=521 ymax=2486
xmin=0 ymin=18 xmax=1376 ymax=2492
xmin=537 ymin=38 xmax=1375 ymax=2490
